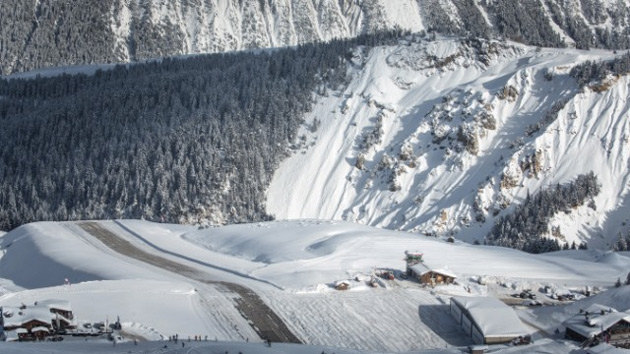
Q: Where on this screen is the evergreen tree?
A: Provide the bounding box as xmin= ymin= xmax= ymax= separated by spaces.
xmin=615 ymin=233 xmax=628 ymax=251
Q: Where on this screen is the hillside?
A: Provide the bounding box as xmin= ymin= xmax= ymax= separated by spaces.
xmin=267 ymin=36 xmax=630 ymax=250
xmin=0 ymin=34 xmax=396 ymax=231
xmin=2 ymin=34 xmax=630 ymax=250
xmin=3 ymin=0 xmax=630 ymax=76
xmin=1 ymin=219 xmax=628 ymax=353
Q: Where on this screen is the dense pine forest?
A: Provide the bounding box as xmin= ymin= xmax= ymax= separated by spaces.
xmin=0 ymin=32 xmax=402 ymax=230
xmin=570 ymin=51 xmax=630 ymax=88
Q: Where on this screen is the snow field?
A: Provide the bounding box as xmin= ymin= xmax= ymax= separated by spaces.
xmin=262 ymin=288 xmax=468 ymax=352
xmin=176 ymin=220 xmax=630 ymax=289
xmin=1 ymin=219 xmax=627 ymax=353
xmin=0 ymin=279 xmax=201 ymax=341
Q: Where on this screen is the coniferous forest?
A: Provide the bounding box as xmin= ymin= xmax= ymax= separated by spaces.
xmin=0 ymin=32 xmax=402 ymax=230
xmin=485 ymin=172 xmax=600 ymax=253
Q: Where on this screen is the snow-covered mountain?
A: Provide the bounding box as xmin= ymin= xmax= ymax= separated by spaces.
xmin=3 ymin=1 xmax=630 ymax=250
xmin=267 ymin=36 xmax=630 ymax=250
xmin=3 ymin=0 xmax=630 ymax=75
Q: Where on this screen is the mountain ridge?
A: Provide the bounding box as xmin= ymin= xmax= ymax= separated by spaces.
xmin=3 ymin=0 xmax=630 ymax=76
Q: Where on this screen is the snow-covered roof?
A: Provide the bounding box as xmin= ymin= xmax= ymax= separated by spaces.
xmin=2 ymin=299 xmax=74 ymax=329
xmin=409 ymin=262 xmax=457 ymax=279
xmin=2 ymin=306 xmax=53 ymax=328
xmin=31 ymin=326 xmax=50 ymax=333
xmin=564 ymin=304 xmax=630 ymax=338
xmin=451 ymin=296 xmax=528 ymax=339
xmin=587 ymin=343 xmax=630 ymax=354
xmin=405 ymin=250 xmax=423 ymax=257
xmin=37 ymin=299 xmax=72 ymax=312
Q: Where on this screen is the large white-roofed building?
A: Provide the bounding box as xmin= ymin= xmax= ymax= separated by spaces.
xmin=450 ymin=296 xmax=529 ymax=345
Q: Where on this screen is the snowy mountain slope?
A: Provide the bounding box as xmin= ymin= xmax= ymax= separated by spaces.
xmin=3 ymin=0 xmax=630 ymax=75
xmin=2 ymin=220 xmax=625 ymax=292
xmin=0 ymin=0 xmax=424 ymax=75
xmin=1 ymin=219 xmax=628 ymax=353
xmin=0 ymin=223 xmax=163 ymax=288
xmin=267 ymin=37 xmax=630 ymax=249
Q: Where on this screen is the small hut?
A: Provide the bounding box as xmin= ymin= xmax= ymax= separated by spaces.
xmin=334 ymin=280 xmax=351 ymax=291
xmin=404 ymin=251 xmax=423 ymax=266
xmin=408 ymin=262 xmax=456 ymax=285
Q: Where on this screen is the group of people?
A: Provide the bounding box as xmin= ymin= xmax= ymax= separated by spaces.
xmin=190 ymin=335 xmax=208 ymax=341
xmin=162 ymin=333 xmax=274 ymax=350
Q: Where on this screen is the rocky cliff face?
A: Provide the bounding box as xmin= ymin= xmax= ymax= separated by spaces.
xmin=2 ymin=0 xmax=630 ymax=75
xmin=266 ymin=36 xmax=630 ymax=250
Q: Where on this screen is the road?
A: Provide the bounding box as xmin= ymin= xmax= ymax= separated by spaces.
xmin=78 ymin=222 xmax=301 ymax=344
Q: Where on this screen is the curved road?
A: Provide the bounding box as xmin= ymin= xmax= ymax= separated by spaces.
xmin=78 ymin=222 xmax=300 ymax=344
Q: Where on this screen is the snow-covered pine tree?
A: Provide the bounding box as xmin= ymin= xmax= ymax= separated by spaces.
xmin=615 ymin=233 xmax=628 ymax=251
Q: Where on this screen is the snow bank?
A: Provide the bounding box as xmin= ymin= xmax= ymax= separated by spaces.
xmin=0 ymin=340 xmax=383 ymax=354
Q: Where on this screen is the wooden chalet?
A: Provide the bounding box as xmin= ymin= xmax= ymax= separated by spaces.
xmin=3 ymin=313 xmax=52 ymax=341
xmin=334 ymin=280 xmax=351 ymax=291
xmin=38 ymin=300 xmax=75 ymax=333
xmin=1 ymin=299 xmax=75 ymax=341
xmin=30 ymin=326 xmax=52 ymax=341
xmin=408 ymin=262 xmax=456 ymax=285
xmin=564 ymin=304 xmax=630 ymax=348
